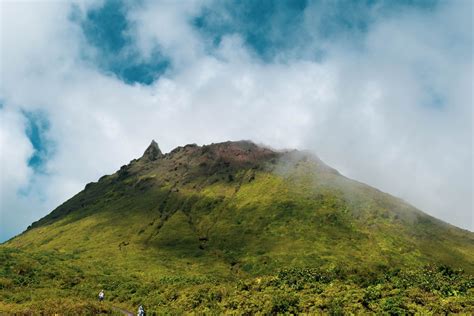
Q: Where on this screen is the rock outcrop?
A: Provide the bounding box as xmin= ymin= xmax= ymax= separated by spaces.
xmin=142 ymin=140 xmax=163 ymax=161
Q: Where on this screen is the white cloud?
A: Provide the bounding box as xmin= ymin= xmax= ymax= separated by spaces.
xmin=0 ymin=107 xmax=35 ymax=240
xmin=0 ymin=109 xmax=33 ymax=191
xmin=128 ymin=0 xmax=206 ymax=67
xmin=0 ymin=0 xmax=472 ymax=241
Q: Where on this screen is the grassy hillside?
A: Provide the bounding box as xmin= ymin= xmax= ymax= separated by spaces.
xmin=1 ymin=141 xmax=473 ymax=314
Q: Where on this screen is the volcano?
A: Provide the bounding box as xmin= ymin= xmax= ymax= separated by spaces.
xmin=1 ymin=140 xmax=473 ymax=314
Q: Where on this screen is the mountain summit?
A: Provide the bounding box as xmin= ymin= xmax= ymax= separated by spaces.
xmin=141 ymin=139 xmax=163 ymax=161
xmin=2 ymin=140 xmax=473 ymax=314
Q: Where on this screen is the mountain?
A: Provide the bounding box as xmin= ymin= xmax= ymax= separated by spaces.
xmin=1 ymin=140 xmax=473 ymax=314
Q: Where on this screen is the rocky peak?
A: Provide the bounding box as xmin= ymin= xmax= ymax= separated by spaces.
xmin=142 ymin=140 xmax=163 ymax=161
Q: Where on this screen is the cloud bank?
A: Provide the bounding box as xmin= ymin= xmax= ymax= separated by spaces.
xmin=0 ymin=0 xmax=472 ymax=241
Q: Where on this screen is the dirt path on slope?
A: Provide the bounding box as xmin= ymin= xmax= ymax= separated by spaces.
xmin=112 ymin=306 xmax=134 ymax=316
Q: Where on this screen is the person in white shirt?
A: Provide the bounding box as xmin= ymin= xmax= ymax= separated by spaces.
xmin=98 ymin=290 xmax=105 ymax=302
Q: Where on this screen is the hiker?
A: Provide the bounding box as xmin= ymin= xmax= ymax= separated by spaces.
xmin=98 ymin=290 xmax=105 ymax=302
xmin=138 ymin=305 xmax=145 ymax=316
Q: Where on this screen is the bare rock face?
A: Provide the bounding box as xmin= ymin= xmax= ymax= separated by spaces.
xmin=142 ymin=140 xmax=163 ymax=161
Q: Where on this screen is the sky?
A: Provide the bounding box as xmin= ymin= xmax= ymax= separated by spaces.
xmin=0 ymin=0 xmax=472 ymax=242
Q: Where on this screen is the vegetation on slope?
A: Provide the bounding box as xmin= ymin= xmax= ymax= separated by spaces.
xmin=1 ymin=247 xmax=473 ymax=314
xmin=1 ymin=141 xmax=473 ymax=313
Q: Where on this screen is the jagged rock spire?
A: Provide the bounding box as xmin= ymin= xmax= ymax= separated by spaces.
xmin=142 ymin=140 xmax=163 ymax=161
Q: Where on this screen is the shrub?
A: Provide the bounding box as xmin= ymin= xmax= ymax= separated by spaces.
xmin=362 ymin=285 xmax=382 ymax=307
xmin=382 ymin=296 xmax=407 ymax=315
xmin=271 ymin=292 xmax=300 ymax=314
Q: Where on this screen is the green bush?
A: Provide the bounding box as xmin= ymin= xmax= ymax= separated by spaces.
xmin=382 ymin=296 xmax=407 ymax=315
xmin=271 ymin=292 xmax=300 ymax=313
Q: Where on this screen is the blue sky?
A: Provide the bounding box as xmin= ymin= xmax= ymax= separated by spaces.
xmin=23 ymin=110 xmax=54 ymax=172
xmin=74 ymin=0 xmax=170 ymax=84
xmin=72 ymin=0 xmax=441 ymax=83
xmin=0 ymin=0 xmax=472 ymax=241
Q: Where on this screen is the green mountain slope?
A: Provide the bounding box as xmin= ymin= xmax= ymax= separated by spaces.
xmin=1 ymin=141 xmax=473 ymax=314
